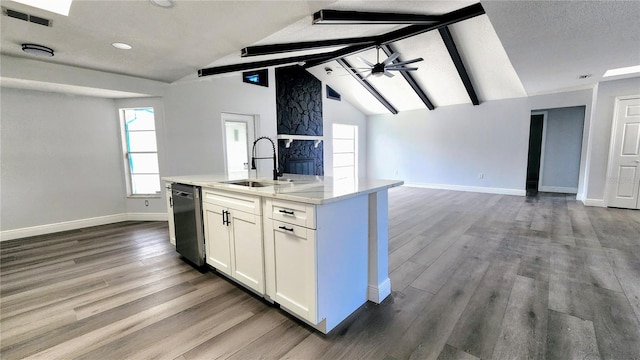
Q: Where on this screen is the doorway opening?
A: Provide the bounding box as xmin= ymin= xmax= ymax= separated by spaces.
xmin=526 ymin=113 xmax=545 ymax=196
xmin=221 ymin=113 xmax=256 ymax=179
xmin=526 ymin=106 xmax=586 ymax=197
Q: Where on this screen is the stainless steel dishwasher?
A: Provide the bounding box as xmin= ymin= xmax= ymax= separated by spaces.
xmin=171 ymin=183 xmax=205 ymax=266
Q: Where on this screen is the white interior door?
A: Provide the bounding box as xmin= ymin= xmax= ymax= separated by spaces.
xmin=606 ymin=97 xmax=640 ymax=209
xmin=222 ymin=113 xmax=256 ymax=179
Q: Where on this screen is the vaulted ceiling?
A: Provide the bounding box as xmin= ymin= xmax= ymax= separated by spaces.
xmin=1 ymin=0 xmax=639 ymax=115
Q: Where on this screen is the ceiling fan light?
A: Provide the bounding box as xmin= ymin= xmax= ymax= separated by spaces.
xmin=21 ymin=43 xmax=54 ymax=57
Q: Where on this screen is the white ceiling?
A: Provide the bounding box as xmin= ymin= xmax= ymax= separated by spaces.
xmin=1 ymin=0 xmax=639 ymax=114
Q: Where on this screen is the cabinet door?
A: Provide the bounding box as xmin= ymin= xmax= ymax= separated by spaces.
xmin=165 ymin=184 xmax=176 ymax=246
xmin=230 ymin=210 xmax=264 ymax=293
xmin=203 ymin=203 xmax=232 ymax=276
xmin=271 ymin=221 xmax=316 ymax=323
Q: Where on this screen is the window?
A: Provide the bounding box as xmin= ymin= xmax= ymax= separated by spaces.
xmin=120 ymin=108 xmax=161 ymax=196
xmin=333 ymin=124 xmax=357 ymax=181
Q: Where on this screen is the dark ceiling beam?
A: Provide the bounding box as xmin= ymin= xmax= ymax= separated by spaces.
xmin=241 ymin=37 xmax=377 ymax=57
xmin=380 ymin=44 xmax=435 ymax=110
xmin=198 ymin=3 xmax=485 ymax=77
xmin=438 ymin=26 xmax=479 ymax=105
xmin=304 ymin=3 xmax=485 ymax=68
xmin=198 ymin=53 xmax=329 ymax=77
xmin=336 ymin=58 xmax=398 ymax=115
xmin=313 ymin=9 xmax=440 ymax=25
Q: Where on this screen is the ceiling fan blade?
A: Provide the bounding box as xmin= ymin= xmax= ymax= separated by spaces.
xmin=357 ymin=56 xmax=375 ymax=67
xmin=387 ymin=67 xmax=419 ymax=71
xmin=384 ymin=71 xmax=395 ymax=78
xmin=393 ymin=57 xmax=424 ymax=66
xmin=383 ymin=52 xmax=400 ymax=65
xmin=363 ymin=72 xmax=373 ymax=80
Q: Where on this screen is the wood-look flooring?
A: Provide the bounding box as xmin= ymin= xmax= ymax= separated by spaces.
xmin=1 ymin=187 xmax=639 ymax=359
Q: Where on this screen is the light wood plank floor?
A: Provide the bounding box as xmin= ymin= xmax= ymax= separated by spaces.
xmin=1 ymin=187 xmax=639 ymax=359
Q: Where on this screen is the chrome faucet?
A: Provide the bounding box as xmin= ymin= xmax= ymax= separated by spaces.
xmin=251 ymin=136 xmax=281 ymax=180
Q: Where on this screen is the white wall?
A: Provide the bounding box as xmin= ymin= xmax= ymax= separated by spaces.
xmin=585 ymin=76 xmax=640 ymax=204
xmin=539 ymin=106 xmax=585 ymax=193
xmin=1 ymin=88 xmax=126 ymax=233
xmin=322 ymin=86 xmax=368 ymax=178
xmin=367 ymin=97 xmax=531 ymax=195
xmin=163 ymin=72 xmax=278 ymax=179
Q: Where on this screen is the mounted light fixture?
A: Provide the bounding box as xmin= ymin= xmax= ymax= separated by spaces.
xmin=150 ymin=0 xmax=173 ymax=8
xmin=21 ymin=43 xmax=54 ymax=57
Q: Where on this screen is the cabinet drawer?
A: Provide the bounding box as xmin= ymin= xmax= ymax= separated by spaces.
xmin=267 ymin=199 xmax=315 ymax=229
xmin=202 ymin=188 xmax=261 ymax=215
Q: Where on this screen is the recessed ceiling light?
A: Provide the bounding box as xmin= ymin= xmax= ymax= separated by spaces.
xmin=21 ymin=43 xmax=54 ymax=57
xmin=11 ymin=0 xmax=72 ymax=16
xmin=603 ymin=65 xmax=640 ymax=78
xmin=150 ymin=0 xmax=173 ymax=8
xmin=112 ymin=42 xmax=132 ymax=50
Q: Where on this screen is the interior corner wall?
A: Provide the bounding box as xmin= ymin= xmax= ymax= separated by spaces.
xmin=585 ymin=76 xmax=640 ymax=203
xmin=0 ymin=87 xmax=126 ymax=232
xmin=367 ymin=97 xmax=532 ymax=194
xmin=322 ymin=87 xmax=368 ymax=178
xmin=162 ymin=71 xmax=277 ymax=179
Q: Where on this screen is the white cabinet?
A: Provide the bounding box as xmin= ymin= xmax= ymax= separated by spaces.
xmin=165 ymin=182 xmax=176 ymax=246
xmin=265 ymin=219 xmax=317 ymax=324
xmin=202 ymin=188 xmax=264 ymax=294
xmin=264 ymin=196 xmax=371 ymax=333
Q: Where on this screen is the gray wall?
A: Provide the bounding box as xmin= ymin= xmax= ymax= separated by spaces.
xmin=367 ymin=97 xmax=532 ymax=194
xmin=1 ymin=88 xmax=126 ymax=230
xmin=367 ymin=89 xmax=597 ymax=196
xmin=538 ymin=106 xmax=585 ymax=193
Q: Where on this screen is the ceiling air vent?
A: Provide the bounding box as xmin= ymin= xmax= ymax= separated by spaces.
xmin=2 ymin=7 xmax=52 ymax=27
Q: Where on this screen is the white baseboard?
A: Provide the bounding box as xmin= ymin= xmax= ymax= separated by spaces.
xmin=583 ymin=198 xmax=606 ymax=207
xmin=368 ymin=277 xmax=391 ymax=304
xmin=539 ymin=186 xmax=578 ymax=194
xmin=1 ymin=212 xmax=168 ymax=242
xmin=404 ymin=182 xmax=526 ymax=196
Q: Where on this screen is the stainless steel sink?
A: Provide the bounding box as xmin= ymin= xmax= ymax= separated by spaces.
xmin=224 ymin=180 xmax=269 ymax=187
xmin=221 ymin=178 xmax=296 ymax=188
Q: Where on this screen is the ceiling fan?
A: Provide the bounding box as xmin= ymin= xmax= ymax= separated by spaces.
xmin=355 ymin=46 xmax=423 ymax=79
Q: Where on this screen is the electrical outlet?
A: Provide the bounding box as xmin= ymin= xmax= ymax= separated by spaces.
xmin=145 ymin=200 xmax=149 ymax=207
xmin=479 ymin=173 xmax=484 ymax=179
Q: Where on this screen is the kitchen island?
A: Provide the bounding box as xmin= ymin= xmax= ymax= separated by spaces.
xmin=163 ymin=174 xmax=403 ymax=333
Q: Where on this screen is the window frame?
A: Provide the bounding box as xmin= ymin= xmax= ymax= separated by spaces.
xmin=332 ymin=123 xmax=358 ymax=181
xmin=119 ymin=107 xmax=161 ymax=198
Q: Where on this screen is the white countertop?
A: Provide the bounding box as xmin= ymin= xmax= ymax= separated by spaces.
xmin=162 ymin=174 xmax=403 ymax=205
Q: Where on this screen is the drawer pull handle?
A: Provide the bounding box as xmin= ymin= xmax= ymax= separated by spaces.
xmin=279 ymin=209 xmax=295 ymax=215
xmin=279 ymin=226 xmax=294 ymax=232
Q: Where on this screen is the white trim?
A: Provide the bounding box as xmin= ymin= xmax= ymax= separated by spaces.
xmin=404 ymin=182 xmax=526 ymax=196
xmin=583 ymin=198 xmax=606 ymax=207
xmin=1 ymin=214 xmax=126 ymax=242
xmin=368 ymin=278 xmax=391 ymax=304
xmin=221 ymin=112 xmax=257 ymax=179
xmin=604 ymin=95 xmax=640 ymax=208
xmin=538 ymin=186 xmax=578 ymax=194
xmin=1 ymin=213 xmax=168 ymax=242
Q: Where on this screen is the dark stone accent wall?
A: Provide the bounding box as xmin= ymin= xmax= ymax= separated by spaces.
xmin=276 ymin=65 xmax=324 ymax=175
xmin=278 ymin=141 xmax=323 ymax=176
